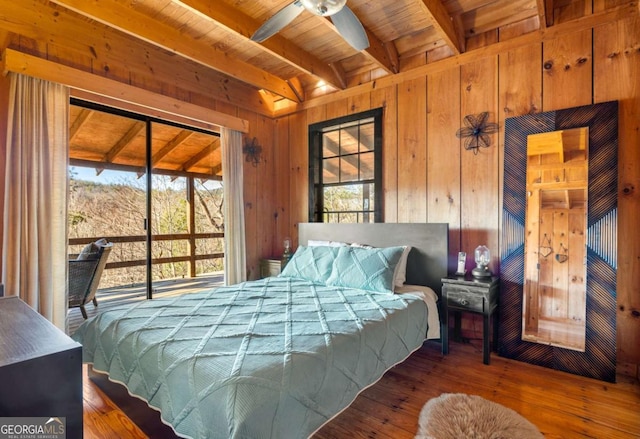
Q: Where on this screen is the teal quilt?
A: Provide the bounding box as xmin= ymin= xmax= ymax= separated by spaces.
xmin=73 ymin=277 xmax=428 ymax=439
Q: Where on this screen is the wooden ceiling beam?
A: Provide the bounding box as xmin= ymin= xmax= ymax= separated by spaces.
xmin=70 ymin=158 xmax=221 ymax=181
xmin=452 ymin=15 xmax=467 ymax=53
xmin=417 ymin=0 xmax=465 ymax=54
xmin=363 ymin=29 xmax=400 ymax=74
xmin=182 ymin=141 xmax=220 ymax=172
xmin=537 ymin=0 xmax=555 ymax=28
xmin=152 ymin=130 xmax=194 ymax=166
xmin=329 ymin=62 xmax=348 ymax=90
xmin=461 ymin=0 xmax=538 ymax=38
xmin=2 ymin=48 xmax=249 ymax=132
xmin=104 ymin=121 xmax=145 ymax=163
xmin=211 ymin=163 xmax=222 ymax=176
xmin=286 ymin=77 xmax=306 ymax=102
xmin=47 ymin=0 xmax=300 ymax=102
xmin=70 ymin=109 xmax=93 ymax=142
xmin=174 ymin=0 xmax=346 ymax=92
xmin=383 ymin=41 xmax=400 ymax=74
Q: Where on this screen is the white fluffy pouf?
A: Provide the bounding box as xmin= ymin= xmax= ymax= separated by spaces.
xmin=415 ymin=393 xmax=544 ymax=439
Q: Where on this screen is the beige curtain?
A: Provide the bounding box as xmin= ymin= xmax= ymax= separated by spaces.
xmin=2 ymin=73 xmax=69 ymax=330
xmin=221 ymin=127 xmax=246 ymax=285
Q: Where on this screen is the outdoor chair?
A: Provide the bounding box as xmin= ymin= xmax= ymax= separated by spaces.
xmin=68 ymin=238 xmax=113 ymax=319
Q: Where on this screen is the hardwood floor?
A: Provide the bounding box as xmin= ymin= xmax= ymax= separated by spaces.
xmin=82 ymin=339 xmax=640 ymax=438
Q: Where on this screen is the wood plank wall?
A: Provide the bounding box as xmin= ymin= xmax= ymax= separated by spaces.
xmin=0 ymin=13 xmax=277 ymax=282
xmin=0 ymin=1 xmax=637 ymax=378
xmin=595 ymin=16 xmax=640 ymax=375
xmin=275 ymin=17 xmax=640 ymax=376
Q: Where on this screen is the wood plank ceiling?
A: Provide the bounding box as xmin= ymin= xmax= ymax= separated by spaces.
xmin=69 ymin=105 xmax=222 ymax=179
xmin=4 ymin=0 xmax=636 ymax=176
xmin=47 ymin=0 xmax=547 ymax=107
xmin=58 ymin=0 xmax=542 ymax=177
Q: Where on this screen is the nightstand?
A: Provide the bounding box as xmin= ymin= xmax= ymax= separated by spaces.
xmin=441 ymin=274 xmax=499 ymax=365
xmin=260 ymin=258 xmax=285 ymax=278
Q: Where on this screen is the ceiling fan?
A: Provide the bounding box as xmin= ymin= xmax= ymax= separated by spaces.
xmin=251 ymin=0 xmax=370 ymax=51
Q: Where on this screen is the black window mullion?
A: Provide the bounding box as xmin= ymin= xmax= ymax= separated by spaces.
xmin=338 ymin=128 xmax=342 ymax=184
xmin=357 ymin=124 xmax=361 ymax=181
xmin=309 ymin=108 xmax=382 ymax=224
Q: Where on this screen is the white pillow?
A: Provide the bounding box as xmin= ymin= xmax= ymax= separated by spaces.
xmin=307 ymin=239 xmax=348 ymax=247
xmin=350 ymin=242 xmax=374 ymax=249
xmin=394 ymin=246 xmax=412 ymax=288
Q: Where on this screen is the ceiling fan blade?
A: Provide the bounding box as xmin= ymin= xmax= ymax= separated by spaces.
xmin=331 ymin=6 xmax=369 ymax=51
xmin=251 ymin=1 xmax=305 ymax=43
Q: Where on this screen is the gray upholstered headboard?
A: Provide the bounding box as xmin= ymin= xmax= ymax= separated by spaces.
xmin=298 ymin=223 xmax=449 ymax=295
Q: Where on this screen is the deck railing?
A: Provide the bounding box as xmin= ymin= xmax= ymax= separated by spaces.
xmin=69 ymin=232 xmax=224 ymax=277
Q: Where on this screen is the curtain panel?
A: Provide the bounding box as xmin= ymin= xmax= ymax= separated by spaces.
xmin=2 ymin=73 xmax=69 ymax=330
xmin=221 ymin=127 xmax=246 ymax=285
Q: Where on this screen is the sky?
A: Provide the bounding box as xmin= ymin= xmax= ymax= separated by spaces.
xmin=70 ymin=166 xmax=126 ymax=184
xmin=69 ymin=166 xmax=222 ymax=190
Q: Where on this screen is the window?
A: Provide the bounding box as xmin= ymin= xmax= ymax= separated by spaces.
xmin=309 ymin=108 xmax=382 ymax=223
xmin=68 ymin=100 xmax=223 ymax=301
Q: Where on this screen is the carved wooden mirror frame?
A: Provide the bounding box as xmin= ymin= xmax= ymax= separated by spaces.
xmin=500 ymin=101 xmax=618 ymax=382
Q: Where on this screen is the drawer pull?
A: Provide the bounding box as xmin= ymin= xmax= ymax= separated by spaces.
xmin=458 ymin=298 xmax=469 ymax=306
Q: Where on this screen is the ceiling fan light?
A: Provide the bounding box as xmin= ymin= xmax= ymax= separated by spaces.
xmin=300 ymin=0 xmax=347 ymax=16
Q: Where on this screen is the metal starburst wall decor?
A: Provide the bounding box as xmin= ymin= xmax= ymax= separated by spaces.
xmin=456 ymin=112 xmax=499 ymax=154
xmin=242 ymin=136 xmax=263 ymax=167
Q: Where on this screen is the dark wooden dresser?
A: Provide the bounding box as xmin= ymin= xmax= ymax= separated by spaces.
xmin=0 ymin=296 xmax=83 ymax=438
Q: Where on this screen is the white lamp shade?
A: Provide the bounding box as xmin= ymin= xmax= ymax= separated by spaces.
xmin=472 ymin=245 xmax=492 ymax=278
xmin=474 ymin=245 xmax=490 ymax=267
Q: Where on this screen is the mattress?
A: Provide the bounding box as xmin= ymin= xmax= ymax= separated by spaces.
xmin=73 ymin=276 xmax=428 ymax=439
xmin=395 ymin=284 xmax=440 ymax=340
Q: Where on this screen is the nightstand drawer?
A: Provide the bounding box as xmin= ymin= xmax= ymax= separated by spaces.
xmin=441 ymin=274 xmax=499 ymax=365
xmin=445 ymin=289 xmax=485 ymax=312
xmin=260 ymin=258 xmax=285 ymax=278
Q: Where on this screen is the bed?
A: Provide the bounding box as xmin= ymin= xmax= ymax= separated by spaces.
xmin=73 ymin=222 xmax=448 ymax=439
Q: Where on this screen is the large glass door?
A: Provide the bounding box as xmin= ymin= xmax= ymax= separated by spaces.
xmin=68 ymin=102 xmax=223 ymax=325
xmin=68 ymin=103 xmax=149 ymax=318
xmin=149 ymin=121 xmax=223 ymax=298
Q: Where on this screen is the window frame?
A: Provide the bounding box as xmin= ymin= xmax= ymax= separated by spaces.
xmin=308 ymin=108 xmax=383 ymax=223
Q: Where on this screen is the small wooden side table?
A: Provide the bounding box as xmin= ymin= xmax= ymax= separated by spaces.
xmin=441 ymin=274 xmax=499 ymax=365
xmin=260 ymin=258 xmax=286 ymax=278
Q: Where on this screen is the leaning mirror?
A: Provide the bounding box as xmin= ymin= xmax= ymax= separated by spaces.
xmin=523 ymin=128 xmax=588 ymax=351
xmin=500 ymin=101 xmax=618 ymax=382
